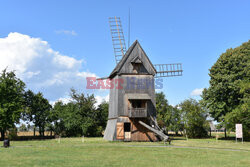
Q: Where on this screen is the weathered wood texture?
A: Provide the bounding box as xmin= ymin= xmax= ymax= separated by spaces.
xmin=109 ymin=40 xmax=156 ymax=78
xmin=104 ymin=40 xmax=159 ymax=141
xmin=105 ymin=117 xmax=158 ymax=141
xmin=108 ymin=75 xmax=156 ymax=119
xmin=130 ymin=118 xmax=158 ymax=141
xmin=116 ymin=122 xmax=124 ymax=139
xmin=103 ymin=118 xmax=117 ymax=141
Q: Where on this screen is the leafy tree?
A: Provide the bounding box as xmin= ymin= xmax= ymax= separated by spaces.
xmin=51 ymin=89 xmax=109 ymax=137
xmin=19 ymin=123 xmax=28 ymax=132
xmin=224 ymin=79 xmax=250 ymax=138
xmin=95 ymin=101 xmax=109 ymax=135
xmin=52 ymin=89 xmax=99 ymax=137
xmin=156 ymin=92 xmax=172 ymax=133
xmin=33 ymin=92 xmax=51 ymax=136
xmin=201 ymin=40 xmax=250 ymax=138
xmin=0 ymin=69 xmax=25 ymax=140
xmin=23 ymin=90 xmax=51 ymax=136
xmin=61 ymin=102 xmax=82 ymax=136
xmin=50 ymin=101 xmax=66 ymax=135
xmin=169 ymin=106 xmax=184 ymax=135
xmin=179 ymin=99 xmax=209 ymax=138
xmin=46 ymin=101 xmax=63 ymax=136
xmin=23 ymin=90 xmax=35 ymax=135
xmin=156 ymin=92 xmax=184 ymax=135
xmin=69 ymin=89 xmax=97 ymax=136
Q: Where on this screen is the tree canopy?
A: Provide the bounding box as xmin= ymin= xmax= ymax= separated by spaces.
xmin=50 ymin=89 xmax=108 ymax=137
xmin=23 ymin=90 xmax=51 ymax=136
xmin=202 ymin=40 xmax=250 ymax=138
xmin=156 ymin=92 xmax=207 ymax=138
xmin=156 ymin=92 xmax=172 ymax=131
xmin=0 ymin=70 xmax=108 ymax=139
xmin=0 ymin=69 xmax=25 ymax=140
xmin=156 ymin=92 xmax=184 ymax=135
xmin=179 ymin=99 xmax=208 ymax=138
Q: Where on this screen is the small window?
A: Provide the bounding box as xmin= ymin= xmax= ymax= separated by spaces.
xmin=124 ymin=123 xmax=131 ymax=132
xmin=132 ymin=63 xmax=141 ymax=73
xmin=130 ymin=100 xmax=145 ymax=108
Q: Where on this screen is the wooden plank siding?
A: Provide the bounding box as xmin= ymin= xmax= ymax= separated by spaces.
xmin=116 ymin=122 xmax=124 ymax=140
xmin=104 ymin=40 xmax=159 ymax=142
xmin=130 ymin=118 xmax=158 ymax=141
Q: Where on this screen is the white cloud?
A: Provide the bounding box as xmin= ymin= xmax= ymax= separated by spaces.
xmin=0 ymin=32 xmax=97 ymax=101
xmin=55 ymin=30 xmax=77 ymax=36
xmin=95 ymin=94 xmax=109 ymax=108
xmin=50 ymin=94 xmax=109 ymax=108
xmin=190 ymin=88 xmax=204 ymax=96
xmin=53 ymin=53 xmax=82 ymax=69
xmin=50 ymin=97 xmax=72 ymax=106
xmin=77 ymin=71 xmax=97 ymax=78
xmin=155 ymin=89 xmax=162 ymax=93
xmin=26 ymin=71 xmax=41 ymax=79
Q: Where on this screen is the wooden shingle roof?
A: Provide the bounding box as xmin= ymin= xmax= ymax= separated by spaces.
xmin=109 ymin=40 xmax=156 ymax=78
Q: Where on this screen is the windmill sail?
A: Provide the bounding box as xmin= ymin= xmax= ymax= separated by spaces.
xmin=154 ymin=63 xmax=183 ymax=78
xmin=109 ymin=17 xmax=127 ymax=64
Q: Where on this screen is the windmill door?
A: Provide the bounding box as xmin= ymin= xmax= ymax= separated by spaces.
xmin=116 ymin=122 xmax=124 ymax=140
xmin=124 ymin=122 xmax=131 ymax=141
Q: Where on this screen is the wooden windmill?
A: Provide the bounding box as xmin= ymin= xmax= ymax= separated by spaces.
xmin=102 ymin=17 xmax=183 ymax=141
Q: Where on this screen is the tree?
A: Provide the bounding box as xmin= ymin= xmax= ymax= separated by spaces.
xmin=155 ymin=92 xmax=184 ymax=135
xmin=69 ymin=89 xmax=97 ymax=136
xmin=156 ymin=92 xmax=172 ymax=133
xmin=95 ymin=101 xmax=109 ymax=135
xmin=23 ymin=90 xmax=51 ymax=136
xmin=50 ymin=101 xmax=66 ymax=136
xmin=224 ymin=79 xmax=250 ymax=138
xmin=33 ymin=92 xmax=51 ymax=136
xmin=52 ymin=89 xmax=100 ymax=137
xmin=169 ymin=106 xmax=184 ymax=135
xmin=19 ymin=124 xmax=28 ymax=132
xmin=23 ymin=89 xmax=35 ymax=135
xmin=51 ymin=90 xmax=109 ymax=137
xmin=179 ymin=99 xmax=208 ymax=138
xmin=0 ymin=69 xmax=25 ymax=140
xmin=201 ymin=40 xmax=250 ymax=138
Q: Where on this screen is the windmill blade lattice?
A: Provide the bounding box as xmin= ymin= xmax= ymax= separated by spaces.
xmin=154 ymin=63 xmax=183 ymax=78
xmin=109 ymin=17 xmax=127 ymax=64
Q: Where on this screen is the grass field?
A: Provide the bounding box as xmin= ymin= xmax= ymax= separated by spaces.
xmin=0 ymin=137 xmax=249 ymax=167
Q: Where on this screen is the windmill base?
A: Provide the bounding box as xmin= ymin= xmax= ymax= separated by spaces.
xmin=104 ymin=117 xmax=159 ymax=142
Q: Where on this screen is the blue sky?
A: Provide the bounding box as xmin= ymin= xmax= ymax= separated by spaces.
xmin=0 ymin=0 xmax=250 ymax=105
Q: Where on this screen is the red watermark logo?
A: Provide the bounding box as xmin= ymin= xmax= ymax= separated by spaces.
xmin=86 ymin=77 xmax=163 ymax=90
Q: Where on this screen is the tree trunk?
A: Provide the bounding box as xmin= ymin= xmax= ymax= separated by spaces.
xmin=50 ymin=130 xmax=52 ymax=136
xmin=39 ymin=127 xmax=44 ymax=137
xmin=1 ymin=130 xmax=5 ymax=140
xmin=33 ymin=127 xmax=36 ymax=136
xmin=39 ymin=127 xmax=42 ymax=136
xmin=224 ymin=128 xmax=227 ymax=138
xmin=43 ymin=127 xmax=45 ymax=137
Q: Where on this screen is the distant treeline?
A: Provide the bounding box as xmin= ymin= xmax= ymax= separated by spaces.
xmin=0 ymin=69 xmax=108 ymax=140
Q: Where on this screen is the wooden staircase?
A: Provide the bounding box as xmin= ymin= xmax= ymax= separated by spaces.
xmin=138 ymin=120 xmax=169 ymax=142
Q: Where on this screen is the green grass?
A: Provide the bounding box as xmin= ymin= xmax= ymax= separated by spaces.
xmin=0 ymin=137 xmax=249 ymax=167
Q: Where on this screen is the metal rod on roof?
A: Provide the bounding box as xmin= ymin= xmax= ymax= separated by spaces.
xmin=128 ymin=7 xmax=130 ymax=48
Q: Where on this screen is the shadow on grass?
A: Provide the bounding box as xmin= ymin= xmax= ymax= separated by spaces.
xmin=171 ymin=138 xmax=186 ymax=141
xmin=0 ymin=136 xmax=55 ymax=141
